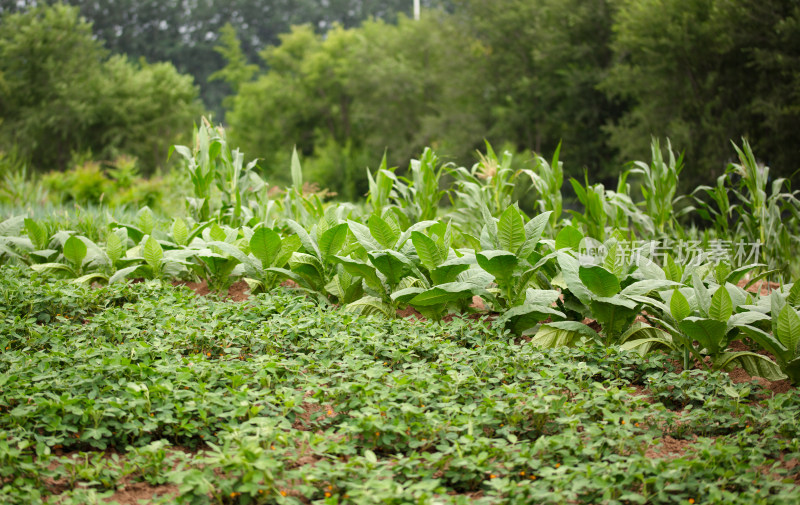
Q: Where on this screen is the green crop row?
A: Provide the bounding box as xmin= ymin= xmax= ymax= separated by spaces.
xmin=1 ymin=121 xmax=799 ymax=385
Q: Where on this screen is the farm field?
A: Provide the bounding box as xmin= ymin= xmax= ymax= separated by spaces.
xmin=2 ymin=122 xmax=800 ymax=504
xmin=2 ymin=268 xmax=800 ymax=505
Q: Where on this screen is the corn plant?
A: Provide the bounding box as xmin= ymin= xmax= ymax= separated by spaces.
xmin=522 ymin=143 xmax=563 ymax=229
xmin=729 ymin=140 xmax=800 ymax=276
xmin=448 ymin=141 xmax=520 ymax=234
xmin=692 ymin=173 xmax=734 ymax=239
xmin=388 ymin=148 xmax=448 ymax=223
xmin=628 ymin=138 xmax=686 ymax=236
xmin=170 ymin=118 xmax=265 ymax=227
xmin=365 ymin=153 xmax=395 ymax=216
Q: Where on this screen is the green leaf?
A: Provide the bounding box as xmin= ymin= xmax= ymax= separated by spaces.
xmin=289 ymin=252 xmax=324 ymax=282
xmin=618 ymin=323 xmax=676 ymax=356
xmin=344 ymin=296 xmax=394 ymax=318
xmin=63 ymin=236 xmax=87 ymax=267
xmin=670 ymin=289 xmax=692 ymax=322
xmin=288 ymin=220 xmax=321 ymax=258
xmin=333 ymin=256 xmax=382 ymax=291
xmin=73 ymin=273 xmax=109 ymax=285
xmin=679 ymin=317 xmax=727 ymax=356
xmin=531 ymin=321 xmax=598 ymax=348
xmin=556 ymin=251 xmax=592 ymax=306
xmin=291 ymin=146 xmax=303 ymax=189
xmin=620 ymin=280 xmax=678 ymax=297
xmin=411 ymin=231 xmax=443 ymax=271
xmin=347 ymin=220 xmax=381 ymax=252
xmin=172 ymin=218 xmax=189 ymax=246
xmin=555 ymin=226 xmax=583 ymax=250
xmin=391 ymin=286 xmax=425 ymax=304
xmin=368 ymin=250 xmax=414 ymax=287
xmin=523 ymin=211 xmax=552 ymax=245
xmin=24 ymin=218 xmax=46 ymax=250
xmin=664 ymin=255 xmax=683 ymax=282
xmin=368 ymin=215 xmax=399 ymax=249
xmin=407 ymin=282 xmax=476 ymax=307
xmin=431 ymin=256 xmax=473 ymax=285
xmin=109 ymin=265 xmax=142 ymax=284
xmin=250 ymin=227 xmax=281 ymax=267
xmin=693 ymin=273 xmax=711 ymax=316
xmin=709 ymin=286 xmax=733 ymax=322
xmin=578 ymin=265 xmax=620 ymax=297
xmin=142 ymin=236 xmax=163 ymax=271
xmin=500 ymin=304 xmax=566 ymax=335
xmin=590 ymin=297 xmax=639 ymax=339
xmin=497 ymin=206 xmax=525 ymax=253
xmin=30 ymin=262 xmax=75 ymax=276
xmin=715 ymin=352 xmax=786 ymax=381
xmin=777 ymin=305 xmax=800 ymax=357
xmin=476 ymin=250 xmax=518 ymax=283
xmin=105 ymin=232 xmax=124 ymax=265
xmin=0 ymin=216 xmax=24 ymax=236
xmin=209 ymin=223 xmax=227 ymax=242
xmin=788 ymin=282 xmax=800 ymax=306
xmin=318 ymin=223 xmax=349 ymax=263
xmin=276 ymin=235 xmax=302 ymax=268
xmin=137 ymin=207 xmax=156 ymax=235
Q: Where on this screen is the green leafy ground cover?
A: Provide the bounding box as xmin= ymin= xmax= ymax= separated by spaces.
xmin=2 ymin=267 xmax=800 ymax=504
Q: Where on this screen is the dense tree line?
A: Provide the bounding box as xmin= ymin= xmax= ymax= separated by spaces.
xmin=0 ymin=0 xmax=447 ymax=119
xmin=1 ymin=0 xmax=798 ymax=193
xmin=0 ymin=4 xmax=200 ymax=173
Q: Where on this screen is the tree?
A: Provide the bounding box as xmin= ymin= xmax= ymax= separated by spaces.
xmin=0 ymin=3 xmax=200 ymax=174
xmin=604 ymin=0 xmax=800 ymax=185
xmin=222 ymin=13 xmax=487 ymax=197
xmin=452 ymin=0 xmax=620 ymax=179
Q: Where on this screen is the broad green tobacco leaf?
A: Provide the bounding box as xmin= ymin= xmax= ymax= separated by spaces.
xmin=670 ymin=289 xmax=692 ymax=322
xmin=476 ymin=250 xmax=518 ymax=283
xmin=368 ymin=215 xmax=398 ymax=249
xmin=709 ymin=286 xmax=733 ymax=322
xmin=24 ymin=218 xmax=47 ymax=250
xmin=578 ymin=265 xmax=620 ymax=298
xmin=778 ymin=305 xmax=800 ymax=356
xmin=63 ymin=236 xmax=87 ymax=267
xmin=106 ymin=232 xmax=124 ymax=265
xmin=497 ymin=205 xmax=525 ymax=253
xmin=679 ymin=317 xmax=727 ymax=356
xmin=411 ymin=231 xmax=443 ymax=271
xmin=531 ymin=321 xmax=597 ymax=348
xmin=172 ymin=218 xmax=189 ymax=246
xmin=318 ymin=223 xmax=349 ymax=262
xmin=555 ymin=226 xmax=583 ymax=250
xmin=143 ymin=236 xmax=163 ymax=270
xmin=250 ymin=227 xmax=281 ymax=267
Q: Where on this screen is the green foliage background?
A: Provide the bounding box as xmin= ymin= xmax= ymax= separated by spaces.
xmin=1 ymin=0 xmax=798 ymax=195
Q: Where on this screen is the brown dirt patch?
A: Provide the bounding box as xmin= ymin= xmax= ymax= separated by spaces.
xmin=470 ymin=296 xmax=486 ymax=311
xmin=396 ymin=306 xmax=426 ymax=321
xmin=226 ymin=280 xmax=250 ymax=302
xmin=292 ymin=392 xmax=338 ymax=431
xmin=581 ymin=318 xmax=602 ymax=333
xmin=737 ymin=279 xmax=781 ymax=296
xmin=104 ymin=482 xmax=179 ymax=504
xmin=172 ymin=279 xmax=251 ymax=302
xmin=645 ymin=435 xmax=693 ymax=460
xmin=629 ymin=385 xmax=656 ymax=404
